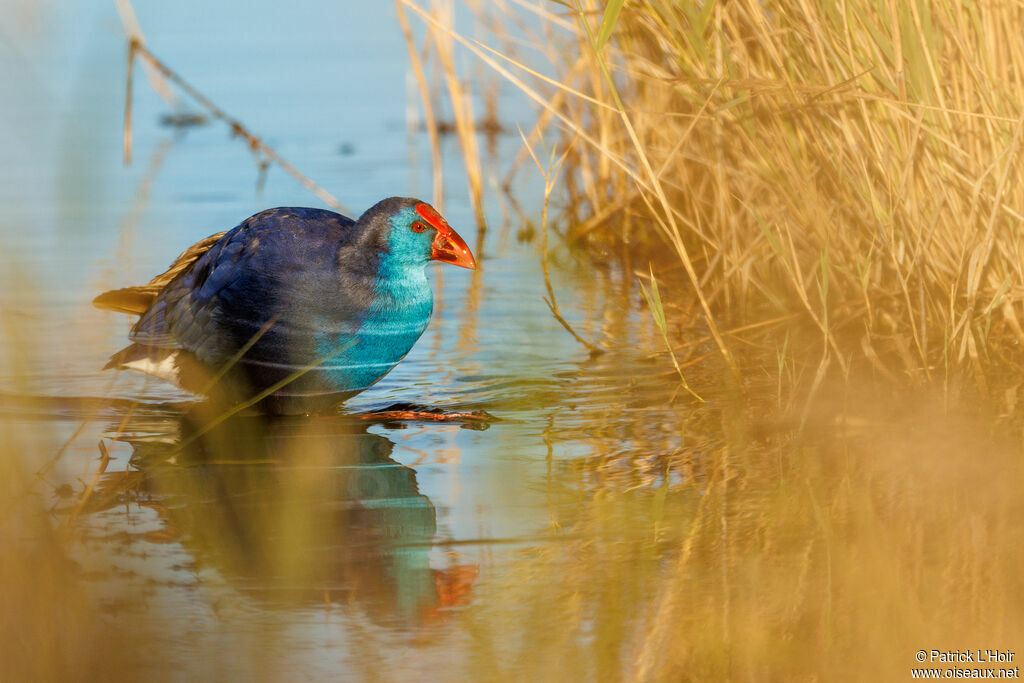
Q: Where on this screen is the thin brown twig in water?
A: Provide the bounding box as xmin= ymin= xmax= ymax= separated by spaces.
xmin=13 ymin=367 xmax=125 ymax=519
xmin=357 ymin=409 xmax=491 ymax=423
xmin=520 ymin=130 xmax=602 ymax=355
xmin=542 ymin=296 xmax=598 ymax=353
xmin=115 ymin=0 xmax=177 ymax=105
xmin=125 ymin=39 xmax=348 ymax=214
xmin=60 ymin=440 xmax=112 ymax=532
xmin=29 ymin=419 xmax=91 ymax=493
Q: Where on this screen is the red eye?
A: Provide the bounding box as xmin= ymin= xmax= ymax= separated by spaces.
xmin=411 ymin=221 xmax=429 ymax=233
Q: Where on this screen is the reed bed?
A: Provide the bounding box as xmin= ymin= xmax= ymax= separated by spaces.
xmin=409 ymin=0 xmax=1024 ymax=397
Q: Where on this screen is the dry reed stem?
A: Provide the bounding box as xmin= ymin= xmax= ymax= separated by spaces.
xmin=431 ymin=1 xmax=487 ymax=228
xmin=398 ymin=2 xmax=642 ymax=190
xmin=400 ymin=0 xmax=489 ymax=228
xmin=396 ymin=0 xmax=445 ymax=208
xmin=114 ymin=0 xmax=177 ymax=106
xmin=521 ymin=129 xmax=601 ymax=355
xmin=123 ymin=40 xmax=134 ymax=165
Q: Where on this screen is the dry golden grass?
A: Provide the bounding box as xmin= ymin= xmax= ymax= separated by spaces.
xmin=426 ymin=0 xmax=1024 ymax=393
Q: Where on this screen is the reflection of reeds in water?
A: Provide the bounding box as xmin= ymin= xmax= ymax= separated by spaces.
xmin=461 ymin=375 xmax=1024 ymax=680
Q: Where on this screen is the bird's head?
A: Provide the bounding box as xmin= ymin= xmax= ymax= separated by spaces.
xmin=359 ymin=197 xmax=476 ymax=271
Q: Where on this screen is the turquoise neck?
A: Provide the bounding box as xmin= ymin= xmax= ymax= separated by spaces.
xmin=313 ymin=263 xmax=434 ymax=392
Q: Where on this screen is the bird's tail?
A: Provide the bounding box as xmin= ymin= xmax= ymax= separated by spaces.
xmin=93 ymin=287 xmax=157 ymax=315
xmin=93 ymin=229 xmax=229 ymax=315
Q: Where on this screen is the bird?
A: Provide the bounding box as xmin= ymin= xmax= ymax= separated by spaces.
xmin=93 ymin=197 xmax=476 ymax=413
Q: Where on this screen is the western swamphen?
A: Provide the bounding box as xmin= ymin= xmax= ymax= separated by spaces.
xmin=94 ymin=198 xmax=476 ymax=413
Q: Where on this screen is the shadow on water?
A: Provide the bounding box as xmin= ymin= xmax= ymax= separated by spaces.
xmin=88 ymin=412 xmax=477 ymax=627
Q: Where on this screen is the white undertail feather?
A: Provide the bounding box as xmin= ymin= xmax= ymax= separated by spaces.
xmin=122 ymin=352 xmax=183 ymax=387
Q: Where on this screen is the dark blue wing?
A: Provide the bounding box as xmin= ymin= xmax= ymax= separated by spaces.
xmin=130 ymin=207 xmax=373 ymax=370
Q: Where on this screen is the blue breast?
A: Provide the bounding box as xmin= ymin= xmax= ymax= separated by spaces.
xmin=312 ymin=269 xmax=434 ymax=392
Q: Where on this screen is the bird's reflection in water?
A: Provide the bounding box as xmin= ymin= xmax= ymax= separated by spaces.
xmin=107 ymin=411 xmax=477 ymax=628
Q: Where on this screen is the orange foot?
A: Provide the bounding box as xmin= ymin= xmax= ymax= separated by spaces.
xmin=356 ymin=403 xmax=494 ymax=428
